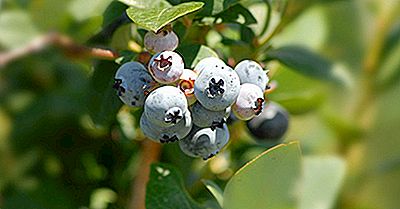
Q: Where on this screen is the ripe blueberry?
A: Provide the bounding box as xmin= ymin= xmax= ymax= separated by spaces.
xmin=193 ymin=57 xmax=226 ymax=75
xmin=232 ymin=83 xmax=265 ymax=120
xmin=246 ymin=102 xmax=289 ymax=143
xmin=114 ymin=61 xmax=158 ymax=107
xmin=179 ymin=124 xmax=229 ymax=160
xmin=144 ymin=29 xmax=179 ymax=54
xmin=140 ymin=110 xmax=192 ymax=143
xmin=190 ymin=102 xmax=230 ymax=129
xmin=235 ymin=60 xmax=269 ymax=91
xmin=194 ymin=64 xmax=240 ymax=111
xmin=144 ymin=86 xmax=188 ymax=127
xmin=148 ymin=51 xmax=184 ymax=84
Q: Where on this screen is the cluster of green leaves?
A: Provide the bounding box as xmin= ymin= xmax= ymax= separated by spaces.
xmin=147 ymin=143 xmax=345 ymax=209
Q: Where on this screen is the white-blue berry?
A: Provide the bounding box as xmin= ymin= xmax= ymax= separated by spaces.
xmin=235 ymin=60 xmax=269 ymax=90
xmin=144 ymin=86 xmax=188 ymax=127
xmin=114 ymin=61 xmax=158 ymax=107
xmin=140 ymin=110 xmax=192 ymax=143
xmin=190 ymin=102 xmax=230 ymax=128
xmin=193 ymin=57 xmax=226 ymax=75
xmin=194 ymin=64 xmax=240 ymax=111
xmin=144 ymin=29 xmax=179 ymax=54
xmin=148 ymin=51 xmax=184 ymax=84
xmin=232 ymin=83 xmax=265 ymax=120
xmin=179 ymin=124 xmax=229 ymax=160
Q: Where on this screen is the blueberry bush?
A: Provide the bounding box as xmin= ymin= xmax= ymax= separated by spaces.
xmin=1 ymin=0 xmax=400 ymax=209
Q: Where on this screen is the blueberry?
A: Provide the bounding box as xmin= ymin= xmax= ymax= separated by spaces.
xmin=190 ymin=102 xmax=230 ymax=129
xmin=114 ymin=61 xmax=158 ymax=107
xmin=177 ymin=69 xmax=198 ymax=105
xmin=144 ymin=86 xmax=188 ymax=127
xmin=193 ymin=57 xmax=226 ymax=75
xmin=179 ymin=124 xmax=229 ymax=160
xmin=148 ymin=51 xmax=184 ymax=84
xmin=235 ymin=60 xmax=269 ymax=91
xmin=144 ymin=29 xmax=179 ymax=54
xmin=140 ymin=110 xmax=192 ymax=143
xmin=246 ymin=102 xmax=289 ymax=144
xmin=232 ymin=83 xmax=265 ymax=120
xmin=194 ymin=64 xmax=240 ymax=111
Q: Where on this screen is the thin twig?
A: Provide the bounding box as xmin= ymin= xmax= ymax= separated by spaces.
xmin=129 ymin=140 xmax=162 ymax=209
xmin=0 ymin=32 xmax=119 ymax=68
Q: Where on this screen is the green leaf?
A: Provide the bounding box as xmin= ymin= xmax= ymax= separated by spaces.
xmin=202 ymin=180 xmax=224 ymax=208
xmin=68 ymin=0 xmax=113 ymax=21
xmin=3 ymin=179 xmax=78 ymax=209
xmin=270 ymin=91 xmax=325 ymax=115
xmin=176 ymin=44 xmax=219 ymax=68
xmin=89 ymin=188 xmax=118 ymax=209
xmin=29 ymin=0 xmax=71 ymax=31
xmin=223 ymin=142 xmax=301 ymax=209
xmin=87 ymin=60 xmax=122 ymax=127
xmin=190 ymin=45 xmax=219 ymax=67
xmin=240 ymin=25 xmax=256 ymax=44
xmin=102 ymin=1 xmax=128 ymax=27
xmin=194 ymin=0 xmax=224 ymax=16
xmin=126 ymin=2 xmax=204 ymax=33
xmin=383 ymin=23 xmax=400 ymax=58
xmin=0 ymin=10 xmax=39 ymax=49
xmin=377 ymin=35 xmax=400 ymax=91
xmin=299 ymin=156 xmax=346 ymax=209
xmin=146 ymin=163 xmax=205 ymax=209
xmin=3 ymin=192 xmax=47 ymax=209
xmin=195 ymin=0 xmax=261 ymax=17
xmin=215 ymin=4 xmax=257 ymax=25
xmin=119 ymin=0 xmax=171 ymax=8
xmin=265 ymin=46 xmax=342 ymax=84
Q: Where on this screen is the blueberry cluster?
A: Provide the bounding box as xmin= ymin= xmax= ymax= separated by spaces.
xmin=113 ymin=28 xmax=270 ymax=160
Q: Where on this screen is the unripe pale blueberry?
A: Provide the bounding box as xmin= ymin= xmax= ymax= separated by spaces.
xmin=114 ymin=61 xmax=158 ymax=107
xmin=179 ymin=124 xmax=229 ymax=160
xmin=144 ymin=29 xmax=179 ymax=54
xmin=232 ymin=83 xmax=265 ymax=120
xmin=235 ymin=60 xmax=269 ymax=91
xmin=178 ymin=69 xmax=198 ymax=105
xmin=190 ymin=102 xmax=230 ymax=129
xmin=247 ymin=102 xmax=289 ymax=144
xmin=148 ymin=51 xmax=184 ymax=84
xmin=144 ymin=86 xmax=188 ymax=127
xmin=194 ymin=64 xmax=240 ymax=111
xmin=193 ymin=57 xmax=226 ymax=75
xmin=140 ymin=110 xmax=192 ymax=143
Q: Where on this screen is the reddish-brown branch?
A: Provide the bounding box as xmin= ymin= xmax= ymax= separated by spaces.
xmin=129 ymin=140 xmax=162 ymax=209
xmin=0 ymin=32 xmax=119 ymax=68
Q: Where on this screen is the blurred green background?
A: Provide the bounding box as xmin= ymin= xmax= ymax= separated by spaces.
xmin=0 ymin=0 xmax=400 ymax=209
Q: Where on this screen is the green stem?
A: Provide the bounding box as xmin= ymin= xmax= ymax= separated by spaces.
xmin=353 ymin=2 xmax=400 ymax=127
xmin=257 ymin=1 xmax=289 ymax=49
xmin=258 ymin=0 xmax=272 ymax=38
